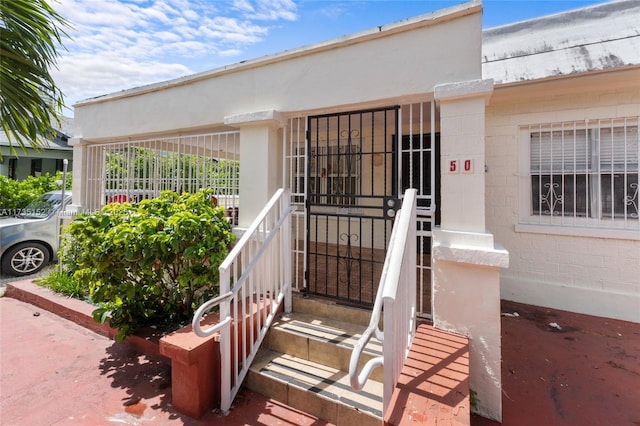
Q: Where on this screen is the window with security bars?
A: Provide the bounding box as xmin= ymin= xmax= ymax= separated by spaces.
xmin=308 ymin=145 xmax=361 ymax=206
xmin=529 ymin=118 xmax=639 ymax=223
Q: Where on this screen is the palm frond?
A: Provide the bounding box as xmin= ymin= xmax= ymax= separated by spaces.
xmin=0 ymin=0 xmax=70 ymax=159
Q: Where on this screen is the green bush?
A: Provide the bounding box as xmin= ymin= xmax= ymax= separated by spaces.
xmin=63 ymin=189 xmax=235 ymax=341
xmin=0 ymin=172 xmax=72 ymax=215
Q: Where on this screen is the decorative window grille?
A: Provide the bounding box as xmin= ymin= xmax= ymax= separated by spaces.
xmin=528 ymin=118 xmax=639 ymax=225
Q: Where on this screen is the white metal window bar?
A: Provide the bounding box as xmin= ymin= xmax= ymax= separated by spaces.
xmin=83 ymin=132 xmax=240 ymax=214
xmin=284 ymin=116 xmax=308 ymax=292
xmin=527 ymin=117 xmax=639 ymax=229
xmin=399 ymin=101 xmax=437 ymax=318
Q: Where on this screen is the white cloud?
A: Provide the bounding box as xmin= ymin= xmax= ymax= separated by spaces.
xmin=182 ymin=9 xmax=199 ymax=21
xmin=155 ymin=31 xmax=184 ymax=43
xmin=164 ymin=41 xmax=212 ymax=58
xmin=218 ymin=48 xmax=244 ymax=57
xmin=233 ymin=0 xmax=255 ymax=13
xmin=234 ymin=0 xmax=298 ymax=21
xmin=50 ymin=0 xmax=298 ymax=111
xmin=53 ymin=54 xmax=192 ymax=107
xmin=198 ymin=16 xmax=268 ymax=43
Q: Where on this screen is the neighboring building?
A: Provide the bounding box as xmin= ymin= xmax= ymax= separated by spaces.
xmin=483 ymin=1 xmax=639 ymax=326
xmin=69 ymin=0 xmax=639 ymax=420
xmin=0 ymin=117 xmax=74 ymax=180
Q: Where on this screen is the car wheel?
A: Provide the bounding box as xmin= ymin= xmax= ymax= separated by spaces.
xmin=2 ymin=242 xmax=51 ymax=276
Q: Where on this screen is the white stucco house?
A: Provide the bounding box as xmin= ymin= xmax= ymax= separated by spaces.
xmin=69 ymin=0 xmax=639 ymax=421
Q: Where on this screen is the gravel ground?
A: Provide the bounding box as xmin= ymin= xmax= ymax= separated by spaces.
xmin=0 ymin=263 xmax=56 ymax=287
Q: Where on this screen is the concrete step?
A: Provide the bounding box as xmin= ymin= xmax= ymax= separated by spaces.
xmin=245 ymin=296 xmax=385 ymax=425
xmin=264 ymin=310 xmax=384 ymax=382
xmin=244 ymin=296 xmax=470 ymax=425
xmin=246 ymin=349 xmax=383 ymax=426
xmin=292 ymin=295 xmax=375 ymax=327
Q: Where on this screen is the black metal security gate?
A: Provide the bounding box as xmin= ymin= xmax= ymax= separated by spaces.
xmin=305 ymin=107 xmax=399 ymax=308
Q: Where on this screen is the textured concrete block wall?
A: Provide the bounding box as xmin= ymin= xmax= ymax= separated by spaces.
xmin=484 ymin=73 xmax=640 ymax=322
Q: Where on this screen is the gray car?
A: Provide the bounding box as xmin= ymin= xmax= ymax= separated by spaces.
xmin=0 ymin=190 xmax=72 ymax=276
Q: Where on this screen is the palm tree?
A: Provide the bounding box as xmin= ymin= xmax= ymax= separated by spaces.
xmin=0 ymin=0 xmax=69 ymax=159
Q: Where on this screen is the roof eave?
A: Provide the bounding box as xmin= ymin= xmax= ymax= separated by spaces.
xmin=73 ymin=0 xmax=481 ymax=108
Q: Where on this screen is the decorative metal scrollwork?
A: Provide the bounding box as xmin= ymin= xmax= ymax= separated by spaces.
xmin=338 ymin=232 xmax=359 ymax=285
xmin=340 ymin=129 xmax=360 ymax=174
xmin=541 ymin=182 xmax=563 ymax=215
xmin=340 ymin=129 xmax=360 ymax=139
xmin=625 ymin=182 xmax=639 ymax=218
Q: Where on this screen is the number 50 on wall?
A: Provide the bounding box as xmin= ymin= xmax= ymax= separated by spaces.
xmin=448 ymin=159 xmax=473 ymax=174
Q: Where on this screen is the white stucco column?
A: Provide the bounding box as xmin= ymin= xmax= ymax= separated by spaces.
xmin=433 ymin=79 xmax=509 ymax=422
xmin=225 ymin=110 xmax=284 ymax=228
xmin=68 ymin=137 xmax=87 ymax=213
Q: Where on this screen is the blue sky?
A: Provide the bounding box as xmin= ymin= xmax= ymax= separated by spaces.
xmin=52 ymin=0 xmax=605 ymax=114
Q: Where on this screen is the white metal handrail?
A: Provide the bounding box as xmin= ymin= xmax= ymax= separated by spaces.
xmin=349 ymin=188 xmax=417 ymax=415
xmin=192 ymin=188 xmax=295 ymax=413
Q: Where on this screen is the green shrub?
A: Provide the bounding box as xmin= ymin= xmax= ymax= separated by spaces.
xmin=0 ymin=172 xmax=72 ymax=215
xmin=63 ymin=189 xmax=235 ymax=341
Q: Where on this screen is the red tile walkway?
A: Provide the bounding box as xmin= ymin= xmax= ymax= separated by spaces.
xmin=386 ymin=325 xmax=470 ymax=425
xmin=0 ymin=293 xmax=331 ymax=426
xmin=2 ymin=279 xmax=640 ymax=425
xmin=474 ymin=300 xmax=640 ymax=426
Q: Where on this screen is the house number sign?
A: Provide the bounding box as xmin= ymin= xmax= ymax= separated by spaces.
xmin=448 ymin=159 xmax=473 ymax=174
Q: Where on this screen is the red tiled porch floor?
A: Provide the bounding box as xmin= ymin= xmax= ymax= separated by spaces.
xmin=1 ymin=281 xmax=639 ymax=425
xmin=474 ymin=300 xmax=640 ymax=426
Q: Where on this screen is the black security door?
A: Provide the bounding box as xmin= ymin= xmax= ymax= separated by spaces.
xmin=305 ymin=107 xmax=399 ymax=308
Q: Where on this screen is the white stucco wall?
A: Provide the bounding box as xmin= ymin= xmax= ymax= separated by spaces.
xmin=73 ymin=2 xmax=481 ymax=142
xmin=485 ymin=68 xmax=640 ymax=323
